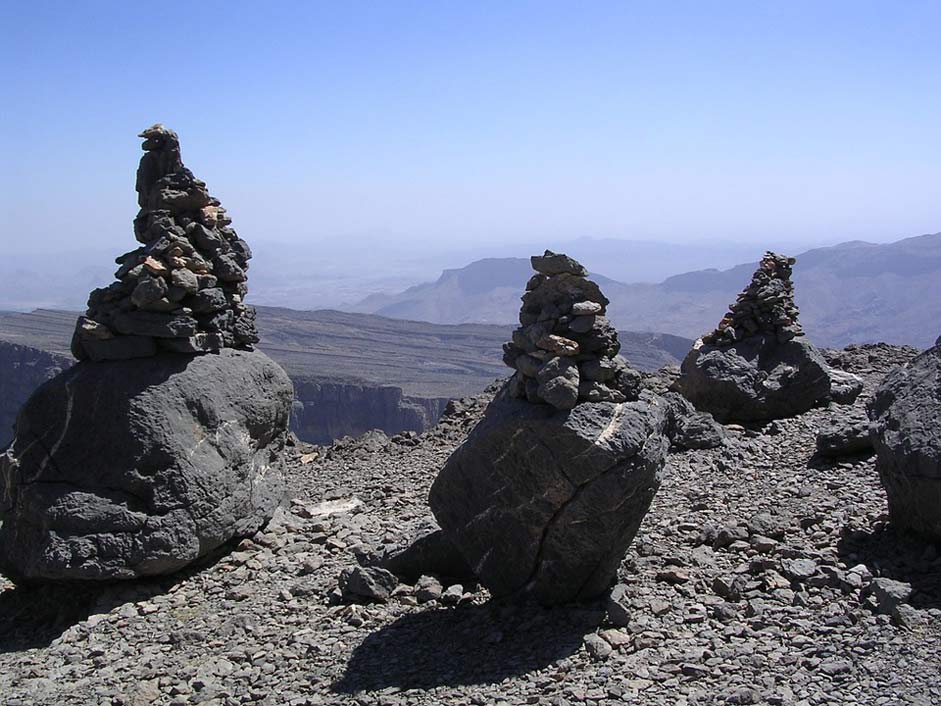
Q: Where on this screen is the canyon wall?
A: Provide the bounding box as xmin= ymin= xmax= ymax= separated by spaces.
xmin=290 ymin=378 xmax=449 ymax=444
xmin=0 ymin=341 xmax=74 ymax=447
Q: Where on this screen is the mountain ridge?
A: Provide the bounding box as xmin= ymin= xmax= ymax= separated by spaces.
xmin=347 ymin=232 xmax=941 ymax=348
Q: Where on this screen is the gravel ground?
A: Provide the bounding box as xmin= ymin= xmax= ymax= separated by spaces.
xmin=1 ymin=343 xmax=938 ymax=706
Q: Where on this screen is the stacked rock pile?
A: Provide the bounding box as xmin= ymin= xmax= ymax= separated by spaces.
xmin=676 ymin=251 xmax=862 ymax=422
xmin=426 ymin=251 xmax=678 ymax=604
xmin=71 ymin=124 xmax=258 ymax=361
xmin=702 ymin=251 xmax=803 ymax=346
xmin=501 ymin=250 xmax=640 ymax=410
xmin=0 ymin=126 xmax=293 ymax=583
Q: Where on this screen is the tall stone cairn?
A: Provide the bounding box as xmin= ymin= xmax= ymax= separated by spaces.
xmin=702 ymin=251 xmax=803 ymax=347
xmin=501 ymin=250 xmax=640 ymax=410
xmin=71 ymin=125 xmax=259 ymax=361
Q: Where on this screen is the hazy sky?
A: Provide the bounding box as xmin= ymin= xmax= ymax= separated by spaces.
xmin=3 ymin=1 xmax=941 ymax=255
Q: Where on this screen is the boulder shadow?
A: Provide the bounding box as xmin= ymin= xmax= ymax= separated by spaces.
xmin=0 ymin=581 xmax=114 ymax=653
xmin=838 ymin=524 xmax=941 ymax=610
xmin=805 ymin=449 xmax=874 ymax=471
xmin=332 ymin=600 xmax=603 ymax=694
xmin=0 ymin=537 xmax=240 ymax=654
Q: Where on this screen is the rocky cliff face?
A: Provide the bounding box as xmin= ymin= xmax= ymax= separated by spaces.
xmin=291 ymin=378 xmax=449 ymax=444
xmin=0 ymin=341 xmax=73 ymax=448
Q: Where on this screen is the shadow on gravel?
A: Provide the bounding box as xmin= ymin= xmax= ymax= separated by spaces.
xmin=0 ymin=582 xmax=114 ymax=653
xmin=334 ymin=600 xmax=603 ymax=693
xmin=0 ymin=539 xmax=239 ymax=653
xmin=838 ymin=525 xmax=941 ymax=609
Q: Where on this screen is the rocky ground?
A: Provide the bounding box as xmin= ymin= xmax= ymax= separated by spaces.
xmin=1 ymin=343 xmax=939 ymax=706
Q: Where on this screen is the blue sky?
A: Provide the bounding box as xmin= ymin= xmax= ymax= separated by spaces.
xmin=3 ymin=1 xmax=941 ymax=253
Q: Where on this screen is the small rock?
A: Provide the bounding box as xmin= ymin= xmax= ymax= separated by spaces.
xmin=606 ymin=584 xmax=632 ymax=627
xmin=819 ymin=659 xmax=852 ymax=676
xmin=868 ymin=577 xmax=912 ymax=615
xmin=337 ymin=566 xmax=398 ymax=604
xmin=440 ymin=584 xmax=464 ymax=606
xmin=725 ymin=687 xmax=761 ymax=705
xmin=656 ymin=568 xmax=690 ymax=584
xmin=414 ymin=575 xmax=444 ymax=603
xmin=782 ymin=558 xmax=818 ymax=582
xmin=583 ymin=634 xmax=612 ymax=661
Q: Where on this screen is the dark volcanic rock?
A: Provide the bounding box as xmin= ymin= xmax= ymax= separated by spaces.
xmin=816 ymin=410 xmax=874 ymax=458
xmin=677 ymin=335 xmax=837 ymax=423
xmin=0 ymin=349 xmax=292 ymax=582
xmin=869 ymin=345 xmax=941 ymax=539
xmin=338 ymin=566 xmax=399 ymax=604
xmin=662 ymin=391 xmax=727 ymax=450
xmin=429 ymin=390 xmax=669 ymax=604
xmin=380 ymin=528 xmax=475 ymax=584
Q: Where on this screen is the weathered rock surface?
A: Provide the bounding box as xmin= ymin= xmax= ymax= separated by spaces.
xmin=869 ymin=345 xmax=941 ymax=539
xmin=429 ymin=391 xmax=670 ymax=604
xmin=678 ymin=334 xmax=838 ymax=422
xmin=662 ymin=391 xmax=727 ymax=450
xmin=0 ymin=349 xmax=292 ymax=582
xmin=676 ymin=252 xmax=862 ymax=422
xmin=816 ymin=409 xmax=874 ymax=457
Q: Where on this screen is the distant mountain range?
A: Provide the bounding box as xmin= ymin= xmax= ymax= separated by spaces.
xmin=0 ymin=237 xmax=779 ymax=313
xmin=347 ymin=233 xmax=941 ymax=349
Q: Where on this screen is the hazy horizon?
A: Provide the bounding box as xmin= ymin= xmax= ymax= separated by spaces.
xmin=4 ymin=1 xmax=941 ymax=264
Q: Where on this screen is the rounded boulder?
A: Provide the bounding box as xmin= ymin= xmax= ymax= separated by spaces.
xmin=0 ymin=348 xmax=293 ymax=582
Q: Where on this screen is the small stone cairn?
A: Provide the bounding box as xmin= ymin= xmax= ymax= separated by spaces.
xmin=702 ymin=251 xmax=803 ymax=346
xmin=501 ymin=251 xmax=639 ymax=410
xmin=71 ymin=124 xmax=258 ymax=361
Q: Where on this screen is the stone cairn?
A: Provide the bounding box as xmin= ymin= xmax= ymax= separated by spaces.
xmin=501 ymin=251 xmax=639 ymax=410
xmin=701 ymin=251 xmax=803 ymax=346
xmin=71 ymin=124 xmax=258 ymax=361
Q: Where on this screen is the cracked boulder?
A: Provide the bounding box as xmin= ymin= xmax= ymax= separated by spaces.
xmin=868 ymin=345 xmax=941 ymax=540
xmin=0 ymin=348 xmax=293 ymax=582
xmin=428 ymin=388 xmax=669 ymax=604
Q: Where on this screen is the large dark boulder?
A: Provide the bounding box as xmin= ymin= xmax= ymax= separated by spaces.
xmin=868 ymin=346 xmax=941 ymax=540
xmin=428 ymin=390 xmax=669 ymax=604
xmin=675 ymin=334 xmax=860 ymax=423
xmin=0 ymin=349 xmax=293 ymax=582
